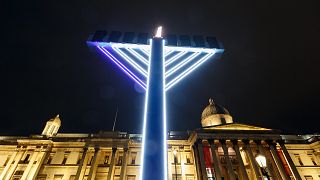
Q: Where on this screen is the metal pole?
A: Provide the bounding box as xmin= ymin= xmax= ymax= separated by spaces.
xmin=112 ymin=106 xmax=118 ymax=131
xmin=262 ymin=167 xmax=270 ymax=180
xmin=174 ymin=156 xmax=178 ymax=180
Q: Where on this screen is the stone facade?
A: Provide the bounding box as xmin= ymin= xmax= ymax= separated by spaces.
xmin=0 ymin=100 xmax=319 ymax=180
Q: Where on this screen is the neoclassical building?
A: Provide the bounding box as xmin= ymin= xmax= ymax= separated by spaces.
xmin=0 ymin=99 xmax=319 ymax=180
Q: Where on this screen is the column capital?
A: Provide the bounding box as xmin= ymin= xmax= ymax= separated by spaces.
xmin=242 ymin=139 xmax=250 ymax=145
xmin=207 ymin=139 xmax=215 ymax=144
xmin=253 ymin=139 xmax=262 ymax=145
xmin=112 ymin=147 xmax=117 ymax=152
xmin=231 ymin=139 xmax=239 ymax=145
xmin=196 ymin=139 xmax=203 ymax=144
xmin=276 ymin=139 xmax=285 ymax=145
xmin=219 ymin=139 xmax=226 ymax=144
xmin=265 ymin=139 xmax=276 ymax=146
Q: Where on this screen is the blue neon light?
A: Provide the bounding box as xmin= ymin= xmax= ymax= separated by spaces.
xmin=139 ymin=39 xmax=152 ymax=180
xmin=90 ymin=30 xmax=222 ymax=180
xmin=97 ymin=46 xmax=146 ymax=89
xmin=113 ymin=47 xmax=148 ymax=77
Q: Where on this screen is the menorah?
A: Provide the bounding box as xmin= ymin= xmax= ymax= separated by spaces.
xmin=87 ymin=27 xmax=224 ymax=180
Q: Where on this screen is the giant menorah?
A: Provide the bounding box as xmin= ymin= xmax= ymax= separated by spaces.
xmin=87 ymin=27 xmax=224 ymax=180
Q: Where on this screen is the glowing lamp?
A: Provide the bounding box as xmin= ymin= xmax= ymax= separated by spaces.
xmin=173 ymin=149 xmax=177 ymax=156
xmin=255 ymin=153 xmax=267 ymax=168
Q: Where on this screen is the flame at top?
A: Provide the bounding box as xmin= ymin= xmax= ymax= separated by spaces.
xmin=155 ymin=26 xmax=163 ymax=38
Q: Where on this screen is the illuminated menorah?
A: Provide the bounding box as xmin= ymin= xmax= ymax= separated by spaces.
xmin=87 ymin=27 xmax=224 ymax=180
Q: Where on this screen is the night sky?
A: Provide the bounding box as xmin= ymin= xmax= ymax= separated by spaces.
xmin=2 ymin=0 xmax=320 ymax=136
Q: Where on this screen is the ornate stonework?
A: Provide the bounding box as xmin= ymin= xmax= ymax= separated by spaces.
xmin=0 ymin=101 xmax=319 ymax=180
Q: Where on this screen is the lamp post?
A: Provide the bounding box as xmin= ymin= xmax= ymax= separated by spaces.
xmin=173 ymin=149 xmax=178 ymax=180
xmin=255 ymin=153 xmax=270 ymax=180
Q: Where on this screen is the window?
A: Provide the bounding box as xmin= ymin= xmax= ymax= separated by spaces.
xmin=62 ymin=156 xmax=68 ymax=165
xmin=310 ymin=157 xmax=317 ymax=165
xmin=104 ymin=155 xmax=110 ymax=164
xmin=307 ymin=154 xmax=317 ymax=165
xmin=131 ymin=152 xmax=137 ymax=165
xmin=117 ymin=156 xmax=123 ymax=165
xmin=186 ymin=176 xmax=194 ymax=180
xmin=294 ymin=154 xmax=303 ymax=166
xmin=53 ymin=175 xmax=63 ymax=180
xmin=36 ymin=175 xmax=47 ymax=180
xmin=77 ymin=153 xmax=82 ymax=165
xmin=14 ymin=170 xmax=24 ymax=175
xmin=21 ymin=154 xmax=30 ymax=164
xmin=221 ymin=117 xmax=226 ymax=124
xmin=172 ymin=174 xmax=182 ymax=180
xmin=47 ymin=156 xmax=53 ymax=164
xmin=13 ymin=170 xmax=24 ymax=180
xmin=304 ymin=176 xmax=313 ymax=180
xmin=127 ymin=175 xmax=136 ymax=180
xmin=186 ymin=154 xmax=191 ymax=164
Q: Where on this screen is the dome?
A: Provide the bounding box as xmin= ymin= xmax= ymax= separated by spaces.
xmin=201 ymin=99 xmax=230 ymax=119
xmin=201 ymin=99 xmax=233 ymax=127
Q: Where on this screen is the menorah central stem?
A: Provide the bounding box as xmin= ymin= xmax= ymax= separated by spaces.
xmin=141 ymin=37 xmax=167 ymax=180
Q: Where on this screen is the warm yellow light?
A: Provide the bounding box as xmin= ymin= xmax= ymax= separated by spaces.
xmin=173 ymin=149 xmax=177 ymax=156
xmin=155 ymin=26 xmax=162 ymax=38
xmin=255 ymin=154 xmax=267 ymax=168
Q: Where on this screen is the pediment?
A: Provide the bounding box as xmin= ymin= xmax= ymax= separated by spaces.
xmin=204 ymin=123 xmax=272 ymax=131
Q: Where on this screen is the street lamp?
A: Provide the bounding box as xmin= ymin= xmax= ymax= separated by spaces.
xmin=255 ymin=153 xmax=270 ymax=180
xmin=173 ymin=149 xmax=178 ymax=180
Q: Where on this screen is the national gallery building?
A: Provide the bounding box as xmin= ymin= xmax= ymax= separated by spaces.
xmin=0 ymin=99 xmax=319 ymax=180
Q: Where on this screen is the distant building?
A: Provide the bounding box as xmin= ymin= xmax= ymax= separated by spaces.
xmin=0 ymin=99 xmax=319 ymax=180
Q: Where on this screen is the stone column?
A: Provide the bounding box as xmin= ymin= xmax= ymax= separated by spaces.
xmin=192 ymin=145 xmax=202 ymax=180
xmin=220 ymin=139 xmax=236 ymax=180
xmin=120 ymin=148 xmax=129 ymax=180
xmin=0 ymin=150 xmax=18 ymax=179
xmin=107 ymin=147 xmax=117 ymax=180
xmin=27 ymin=148 xmax=48 ymax=179
xmin=277 ymin=140 xmax=302 ymax=180
xmin=267 ymin=141 xmax=290 ymax=180
xmin=254 ymin=140 xmax=277 ymax=179
xmin=5 ymin=148 xmax=27 ymax=180
xmin=242 ymin=139 xmax=260 ymax=180
xmin=232 ymin=140 xmax=249 ymax=180
xmin=88 ymin=147 xmax=101 ymax=180
xmin=21 ymin=150 xmax=39 ymax=180
xmin=208 ymin=139 xmax=222 ymax=180
xmin=197 ymin=140 xmax=208 ymax=180
xmin=75 ymin=147 xmax=89 ymax=180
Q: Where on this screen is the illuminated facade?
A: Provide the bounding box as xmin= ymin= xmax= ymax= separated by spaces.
xmin=0 ymin=99 xmax=319 ymax=180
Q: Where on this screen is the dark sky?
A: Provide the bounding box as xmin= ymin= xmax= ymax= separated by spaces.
xmin=2 ymin=0 xmax=320 ymax=136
